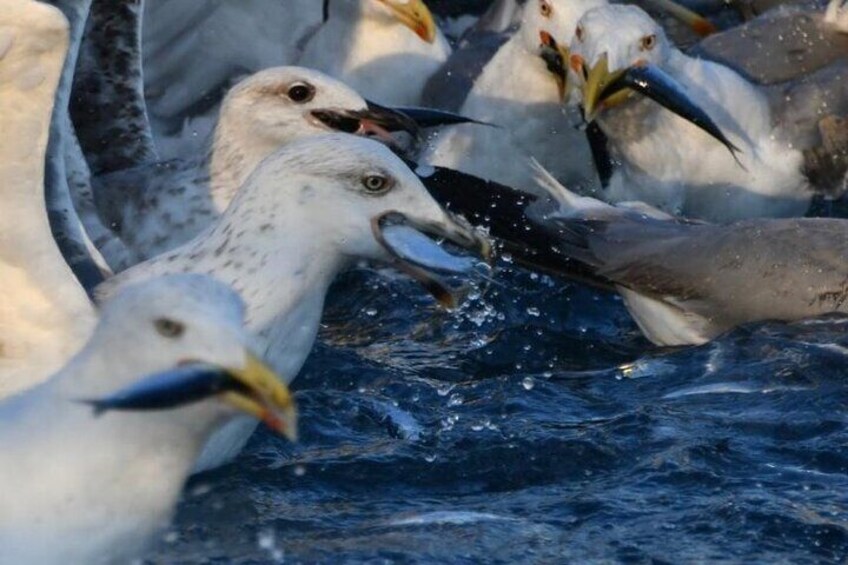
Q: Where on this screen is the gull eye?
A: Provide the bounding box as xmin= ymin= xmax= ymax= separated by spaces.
xmin=154 ymin=317 xmax=185 ymax=339
xmin=540 ymin=0 xmax=553 ymax=17
xmin=575 ymin=25 xmax=584 ymax=42
xmin=287 ymin=82 xmax=315 ymax=103
xmin=640 ymin=34 xmax=657 ymax=51
xmin=361 ymin=174 xmax=392 ymax=194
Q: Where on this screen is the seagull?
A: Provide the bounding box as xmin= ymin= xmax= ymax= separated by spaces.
xmin=297 ymin=0 xmax=452 ymax=106
xmin=567 ymin=4 xmax=848 ymax=222
xmin=92 ymin=66 xmax=477 ymax=265
xmin=422 ymin=0 xmax=718 ymax=191
xmin=0 ymin=274 xmax=297 ymax=564
xmin=422 ymin=0 xmax=604 ymax=191
xmin=97 ymin=134 xmax=491 ymax=470
xmin=0 ymin=0 xmax=97 ymax=396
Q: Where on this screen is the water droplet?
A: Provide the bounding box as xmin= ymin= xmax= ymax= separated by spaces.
xmin=293 ymin=465 xmax=306 ymax=477
xmin=522 ymin=377 xmax=535 ymax=391
xmin=526 ymin=307 xmax=540 ymax=317
xmin=424 ymin=453 xmax=437 ymax=463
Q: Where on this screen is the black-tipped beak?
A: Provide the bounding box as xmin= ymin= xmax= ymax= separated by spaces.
xmin=310 ymin=102 xmax=490 ymax=147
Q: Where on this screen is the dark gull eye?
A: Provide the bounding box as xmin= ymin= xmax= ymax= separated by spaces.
xmin=287 ymin=82 xmax=315 ymax=103
xmin=575 ymin=25 xmax=584 ymax=42
xmin=154 ymin=317 xmax=185 ymax=338
xmin=540 ymin=0 xmax=553 ymax=17
xmin=641 ymin=34 xmax=657 ymax=51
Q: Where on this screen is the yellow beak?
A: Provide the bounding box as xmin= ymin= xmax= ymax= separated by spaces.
xmin=648 ymin=0 xmax=717 ymax=36
xmin=222 ymin=352 xmax=298 ymax=442
xmin=577 ymin=53 xmax=630 ymax=122
xmin=376 ymin=0 xmax=437 ymax=43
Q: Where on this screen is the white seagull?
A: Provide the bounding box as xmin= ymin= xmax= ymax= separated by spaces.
xmin=97 ymin=134 xmax=491 ymax=470
xmin=0 ymin=274 xmax=296 ymax=564
xmin=297 ymin=0 xmax=451 ymax=106
xmin=568 ymin=4 xmax=848 ymax=222
xmin=423 ymin=0 xmax=603 ymax=191
xmin=422 ymin=0 xmax=717 ymax=191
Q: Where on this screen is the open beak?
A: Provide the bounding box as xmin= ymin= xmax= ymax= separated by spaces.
xmin=572 ymin=53 xmax=630 ymax=122
xmin=371 ymin=211 xmax=492 ymax=309
xmin=83 ymin=353 xmax=298 ymax=442
xmin=576 ymin=55 xmax=743 ymax=162
xmin=376 ymin=0 xmax=437 ymax=43
xmin=539 ymin=31 xmax=571 ymax=102
xmin=311 ymin=102 xmax=489 ymax=147
xmin=649 ymin=0 xmax=717 ymax=37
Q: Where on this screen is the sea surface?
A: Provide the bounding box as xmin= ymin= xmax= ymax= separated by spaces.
xmin=149 ymin=264 xmax=848 ymax=563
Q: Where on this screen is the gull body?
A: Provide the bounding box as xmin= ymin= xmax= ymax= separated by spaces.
xmin=424 ymin=0 xmax=601 ymax=191
xmin=0 ymin=275 xmax=295 ymax=564
xmin=568 ymin=5 xmax=838 ymax=222
xmin=98 ymin=134 xmax=486 ymax=470
xmin=298 ymin=0 xmax=451 ymax=106
xmin=0 ymin=0 xmax=96 ymax=395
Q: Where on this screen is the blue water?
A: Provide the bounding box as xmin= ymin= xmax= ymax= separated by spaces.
xmin=150 ymin=264 xmax=848 ymax=563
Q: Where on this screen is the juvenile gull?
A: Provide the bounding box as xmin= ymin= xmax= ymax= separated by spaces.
xmin=98 ymin=134 xmax=490 ymax=470
xmin=298 ymin=0 xmax=451 ymax=106
xmin=568 ymin=4 xmax=848 ymax=222
xmin=0 ymin=274 xmax=296 ymax=563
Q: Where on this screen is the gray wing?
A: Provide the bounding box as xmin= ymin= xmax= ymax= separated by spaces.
xmin=421 ymin=32 xmax=510 ymax=111
xmin=690 ymin=4 xmax=848 ymax=85
xmin=44 ymin=0 xmax=119 ymax=293
xmin=70 ymin=0 xmax=157 ymax=175
xmin=554 ymin=216 xmax=848 ymax=334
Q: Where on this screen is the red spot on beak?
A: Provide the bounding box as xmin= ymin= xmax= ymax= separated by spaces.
xmin=569 ymin=53 xmax=585 ymax=74
xmin=539 ymin=30 xmax=554 ymax=46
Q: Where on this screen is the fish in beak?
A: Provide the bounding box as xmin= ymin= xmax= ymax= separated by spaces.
xmin=371 ymin=211 xmax=492 ymax=309
xmin=83 ymin=353 xmax=298 ymax=442
xmin=310 ymin=102 xmax=488 ymax=147
xmin=376 ymin=0 xmax=438 ymax=43
xmin=539 ymin=31 xmax=571 ymax=102
xmin=573 ymin=53 xmax=743 ymax=164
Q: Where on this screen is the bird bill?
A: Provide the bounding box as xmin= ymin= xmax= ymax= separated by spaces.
xmin=83 ymin=354 xmax=297 ymax=442
xmin=372 ymin=211 xmax=493 ymax=309
xmin=539 ymin=31 xmax=571 ymax=102
xmin=376 ymin=0 xmax=438 ymax=43
xmin=322 ymin=0 xmax=437 ymax=43
xmin=310 ymin=102 xmax=484 ymax=147
xmin=576 ymin=54 xmax=743 ymax=162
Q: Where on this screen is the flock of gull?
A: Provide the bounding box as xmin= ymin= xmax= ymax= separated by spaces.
xmin=1 ymin=0 xmax=846 ymax=561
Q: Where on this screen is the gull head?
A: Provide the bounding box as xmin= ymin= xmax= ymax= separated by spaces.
xmin=84 ymin=274 xmax=296 ymax=441
xmin=521 ymin=0 xmax=606 ymax=100
xmin=231 ymin=134 xmax=491 ymax=308
xmin=221 ymin=66 xmax=424 ymax=148
xmin=568 ymin=5 xmax=671 ymax=116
